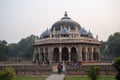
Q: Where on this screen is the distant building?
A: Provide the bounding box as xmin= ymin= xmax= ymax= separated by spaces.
xmin=33 ymin=12 xmax=100 ymax=63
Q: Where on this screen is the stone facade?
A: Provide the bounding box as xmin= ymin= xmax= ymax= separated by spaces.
xmin=66 ymin=65 xmax=116 ymax=75
xmin=0 ymin=65 xmax=52 ymax=76
xmin=33 ymin=12 xmax=100 ymax=63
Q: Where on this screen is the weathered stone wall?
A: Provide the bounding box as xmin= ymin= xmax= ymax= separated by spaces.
xmin=0 ymin=65 xmax=52 ymax=76
xmin=66 ymin=65 xmax=116 ymax=75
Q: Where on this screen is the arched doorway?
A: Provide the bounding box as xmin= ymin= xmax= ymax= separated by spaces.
xmin=71 ymin=47 xmax=78 ymax=61
xmin=53 ymin=47 xmax=59 ymax=62
xmin=62 ymin=47 xmax=69 ymax=61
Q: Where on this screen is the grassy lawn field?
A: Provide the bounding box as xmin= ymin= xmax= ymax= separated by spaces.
xmin=65 ymin=76 xmax=115 ymax=80
xmin=13 ymin=76 xmax=46 ymax=80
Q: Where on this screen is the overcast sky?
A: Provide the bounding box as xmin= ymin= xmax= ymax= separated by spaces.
xmin=0 ymin=0 xmax=120 ymax=43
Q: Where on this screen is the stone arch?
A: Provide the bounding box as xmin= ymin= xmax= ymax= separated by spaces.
xmin=82 ymin=47 xmax=86 ymax=61
xmin=53 ymin=47 xmax=59 ymax=62
xmin=71 ymin=47 xmax=78 ymax=61
xmin=62 ymin=47 xmax=69 ymax=61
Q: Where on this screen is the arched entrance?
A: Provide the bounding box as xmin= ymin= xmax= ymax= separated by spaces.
xmin=62 ymin=47 xmax=69 ymax=61
xmin=71 ymin=47 xmax=78 ymax=61
xmin=53 ymin=47 xmax=59 ymax=62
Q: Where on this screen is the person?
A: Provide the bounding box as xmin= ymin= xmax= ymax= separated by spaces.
xmin=57 ymin=64 xmax=61 ymax=74
xmin=60 ymin=64 xmax=63 ymax=72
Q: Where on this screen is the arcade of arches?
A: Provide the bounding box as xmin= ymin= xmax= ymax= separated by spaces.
xmin=33 ymin=45 xmax=100 ymax=62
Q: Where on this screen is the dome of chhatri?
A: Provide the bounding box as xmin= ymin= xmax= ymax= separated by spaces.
xmin=88 ymin=30 xmax=93 ymax=38
xmin=60 ymin=27 xmax=68 ymax=35
xmin=40 ymin=29 xmax=51 ymax=38
xmin=51 ymin=12 xmax=81 ymax=31
xmin=80 ymin=27 xmax=88 ymax=36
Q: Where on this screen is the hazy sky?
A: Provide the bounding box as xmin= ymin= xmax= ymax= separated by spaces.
xmin=0 ymin=0 xmax=120 ymax=43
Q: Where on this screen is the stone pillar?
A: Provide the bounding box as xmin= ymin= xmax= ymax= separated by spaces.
xmin=59 ymin=47 xmax=62 ymax=62
xmin=77 ymin=46 xmax=80 ymax=61
xmin=33 ymin=47 xmax=36 ymax=62
xmin=85 ymin=47 xmax=88 ymax=61
xmin=80 ymin=46 xmax=82 ymax=61
xmin=43 ymin=48 xmax=45 ymax=62
xmin=68 ymin=47 xmax=71 ymax=62
xmin=38 ymin=47 xmax=41 ymax=60
xmin=91 ymin=47 xmax=94 ymax=61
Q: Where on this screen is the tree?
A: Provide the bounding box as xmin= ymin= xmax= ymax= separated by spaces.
xmin=87 ymin=67 xmax=100 ymax=80
xmin=107 ymin=32 xmax=120 ymax=57
xmin=112 ymin=57 xmax=120 ymax=80
xmin=0 ymin=40 xmax=9 ymax=61
xmin=0 ymin=67 xmax=15 ymax=80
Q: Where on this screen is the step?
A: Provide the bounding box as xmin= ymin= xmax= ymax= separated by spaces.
xmin=46 ymin=74 xmax=65 ymax=80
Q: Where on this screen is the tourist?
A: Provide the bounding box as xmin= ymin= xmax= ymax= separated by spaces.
xmin=60 ymin=64 xmax=63 ymax=72
xmin=57 ymin=64 xmax=61 ymax=74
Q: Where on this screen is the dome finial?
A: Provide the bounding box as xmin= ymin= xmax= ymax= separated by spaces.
xmin=64 ymin=11 xmax=68 ymax=16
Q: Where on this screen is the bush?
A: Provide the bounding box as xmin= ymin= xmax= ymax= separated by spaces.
xmin=0 ymin=67 xmax=15 ymax=80
xmin=112 ymin=57 xmax=120 ymax=80
xmin=87 ymin=67 xmax=100 ymax=80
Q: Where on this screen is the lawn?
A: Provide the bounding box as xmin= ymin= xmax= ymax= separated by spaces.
xmin=13 ymin=76 xmax=46 ymax=80
xmin=65 ymin=76 xmax=115 ymax=80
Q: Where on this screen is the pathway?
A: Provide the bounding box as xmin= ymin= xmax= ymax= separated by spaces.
xmin=46 ymin=74 xmax=65 ymax=80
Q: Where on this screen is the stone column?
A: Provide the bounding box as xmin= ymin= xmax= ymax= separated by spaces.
xmin=59 ymin=47 xmax=62 ymax=62
xmin=77 ymin=46 xmax=80 ymax=61
xmin=43 ymin=48 xmax=45 ymax=62
xmin=91 ymin=47 xmax=94 ymax=61
xmin=85 ymin=47 xmax=88 ymax=61
xmin=38 ymin=47 xmax=41 ymax=60
xmin=68 ymin=47 xmax=71 ymax=62
xmin=33 ymin=47 xmax=36 ymax=62
xmin=80 ymin=46 xmax=82 ymax=61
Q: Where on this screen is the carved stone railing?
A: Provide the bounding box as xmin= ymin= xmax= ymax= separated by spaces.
xmin=34 ymin=37 xmax=99 ymax=45
xmin=0 ymin=64 xmax=52 ymax=76
xmin=65 ymin=65 xmax=116 ymax=75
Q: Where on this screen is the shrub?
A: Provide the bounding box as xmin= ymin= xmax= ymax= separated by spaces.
xmin=112 ymin=57 xmax=120 ymax=80
xmin=0 ymin=67 xmax=15 ymax=80
xmin=87 ymin=67 xmax=100 ymax=80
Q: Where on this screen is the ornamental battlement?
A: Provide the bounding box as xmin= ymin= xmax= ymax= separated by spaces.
xmin=34 ymin=37 xmax=99 ymax=45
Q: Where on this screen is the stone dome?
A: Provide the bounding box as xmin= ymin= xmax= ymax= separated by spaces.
xmin=60 ymin=27 xmax=68 ymax=35
xmin=80 ymin=28 xmax=88 ymax=36
xmin=40 ymin=29 xmax=51 ymax=38
xmin=51 ymin=12 xmax=81 ymax=31
xmin=88 ymin=30 xmax=93 ymax=38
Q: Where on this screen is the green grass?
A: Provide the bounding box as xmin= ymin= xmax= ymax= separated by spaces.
xmin=13 ymin=76 xmax=46 ymax=80
xmin=65 ymin=76 xmax=115 ymax=80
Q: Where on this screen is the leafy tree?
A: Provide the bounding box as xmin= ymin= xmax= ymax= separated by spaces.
xmin=87 ymin=67 xmax=100 ymax=80
xmin=107 ymin=32 xmax=120 ymax=57
xmin=8 ymin=43 xmax=17 ymax=57
xmin=0 ymin=40 xmax=9 ymax=61
xmin=112 ymin=57 xmax=120 ymax=80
